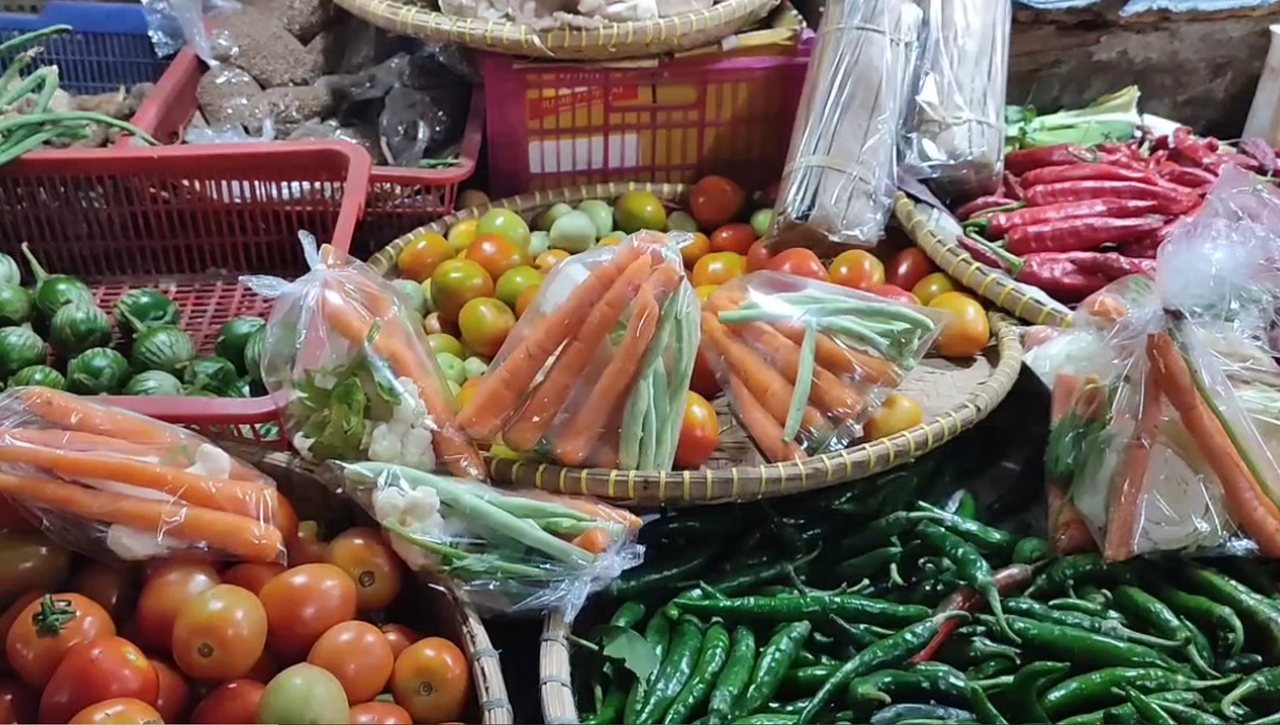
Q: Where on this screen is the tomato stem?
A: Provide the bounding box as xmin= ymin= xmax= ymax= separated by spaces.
xmin=32 ymin=594 xmax=77 ymax=637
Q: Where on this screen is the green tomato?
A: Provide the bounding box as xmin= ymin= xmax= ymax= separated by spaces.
xmin=535 ymin=202 xmax=574 ymax=232
xmin=435 ymin=351 xmax=466 ymax=385
xmin=476 ymin=208 xmax=532 ymax=257
xmin=447 ymin=379 xmax=461 ymax=396
xmin=463 ymin=356 xmax=487 ymax=381
xmin=528 ymin=230 xmax=551 ymax=259
xmin=666 ymin=210 xmax=698 ymax=233
xmin=494 ymin=266 xmax=543 ymax=309
xmin=576 ymin=199 xmax=614 ymax=238
xmin=750 ymin=208 xmax=774 ymax=238
xmin=391 ymin=279 xmax=428 ymax=317
xmin=549 ymin=210 xmax=597 ymax=254
xmin=426 ymin=333 xmax=464 ymax=359
xmin=258 ymin=664 xmax=350 ymax=725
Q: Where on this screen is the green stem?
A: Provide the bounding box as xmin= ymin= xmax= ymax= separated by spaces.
xmin=0 ymin=25 xmax=70 ymax=57
xmin=0 ymin=111 xmax=158 ymax=145
xmin=965 ymin=229 xmax=1024 ymax=275
xmin=383 ymin=521 xmax=553 ymax=579
xmin=782 ymin=322 xmax=816 ymax=441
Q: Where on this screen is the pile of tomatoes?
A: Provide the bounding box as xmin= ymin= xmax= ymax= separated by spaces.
xmin=0 ymin=512 xmax=473 ymax=725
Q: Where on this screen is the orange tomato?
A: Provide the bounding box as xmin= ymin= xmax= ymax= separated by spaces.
xmin=870 ymin=284 xmax=920 ymax=306
xmin=380 ymin=624 xmax=422 ymax=659
xmin=39 ymin=637 xmax=158 ymax=725
xmin=134 ymin=562 xmax=220 ymax=653
xmin=189 ymin=680 xmax=264 ymax=724
xmin=221 ymin=563 xmax=286 ymax=595
xmin=694 ymin=285 xmax=719 ymax=302
xmin=691 ymin=252 xmax=746 ymax=288
xmin=709 ymin=223 xmax=757 ymax=255
xmin=746 ymin=239 xmax=773 ymax=272
xmin=308 ymin=621 xmax=394 ymax=704
xmin=325 ymin=527 xmax=404 ymax=613
xmin=172 ymin=584 xmax=268 ymax=681
xmin=458 ymin=297 xmax=516 ymax=359
xmin=396 ymin=233 xmax=454 ymax=283
xmin=929 ymin=292 xmax=990 ymax=358
xmin=689 ymin=175 xmax=746 ymax=229
xmin=351 ymin=701 xmax=414 ymax=724
xmin=674 ymin=392 xmax=720 ymax=469
xmin=0 ymin=592 xmax=40 ymax=670
xmin=68 ymin=698 xmax=161 ymax=725
xmin=273 ymin=495 xmax=299 ymax=547
xmin=865 ymin=393 xmax=924 ymax=440
xmin=431 ymin=259 xmax=495 ymax=322
xmin=150 ymin=658 xmax=189 ymax=723
xmin=286 ymin=521 xmax=329 ymax=566
xmin=390 ymin=638 xmax=470 ymax=725
xmin=514 ymin=286 xmax=539 ymax=319
xmin=244 ymin=649 xmax=279 ymax=683
xmin=679 ymin=232 xmax=711 ymax=269
xmin=534 ymin=249 xmax=570 ymax=273
xmin=455 ymin=378 xmax=482 ymax=411
xmin=0 ymin=679 xmax=34 ymax=724
xmin=828 ymin=250 xmax=885 ymax=291
xmin=885 ymin=247 xmax=936 ymax=292
xmin=767 ymin=249 xmax=828 ymax=281
xmin=912 ymin=272 xmax=956 ymax=306
xmin=7 ymin=593 xmax=116 ymax=687
xmin=258 ymin=563 xmax=358 ymax=662
xmin=465 ymin=234 xmax=525 ymax=280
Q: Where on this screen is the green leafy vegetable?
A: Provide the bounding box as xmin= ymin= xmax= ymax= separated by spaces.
xmin=599 ymin=624 xmax=660 ymax=681
xmin=1006 ymin=86 xmax=1142 ymax=152
xmin=296 ymin=374 xmax=369 ymax=460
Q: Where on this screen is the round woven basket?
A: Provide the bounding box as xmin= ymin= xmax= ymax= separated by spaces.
xmin=330 ymin=0 xmax=778 ymax=60
xmin=893 ymin=192 xmax=1072 ymax=328
xmin=369 ymin=182 xmax=1024 ymax=506
xmin=224 ymin=445 xmax=515 ymax=725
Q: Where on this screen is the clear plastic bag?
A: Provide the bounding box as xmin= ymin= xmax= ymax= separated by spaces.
xmin=243 ymin=232 xmax=486 ymax=480
xmin=701 ymin=271 xmax=946 ymax=461
xmin=0 ymin=387 xmax=287 ymax=563
xmin=455 ymin=231 xmax=699 ymax=471
xmin=1044 ymin=167 xmax=1280 ymax=560
xmin=772 ymin=0 xmax=925 ymax=249
xmin=335 ymin=461 xmax=644 ymax=618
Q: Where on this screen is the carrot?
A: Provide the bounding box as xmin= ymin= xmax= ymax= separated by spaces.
xmin=771 ymin=322 xmax=902 ymax=387
xmin=571 ymin=526 xmax=611 ymax=554
xmin=588 ymin=405 xmax=624 ymax=469
xmin=0 ymin=445 xmax=279 ymax=520
xmin=458 ymin=244 xmax=646 ymax=440
xmin=1084 ymin=291 xmax=1128 ymax=325
xmin=318 ymin=282 xmax=486 ymax=479
xmin=502 ymin=255 xmax=654 ymax=451
xmin=555 ymin=497 xmax=644 ymax=532
xmin=726 ymin=373 xmax=804 ymax=462
xmin=0 ymin=472 xmax=283 ymax=562
xmin=1147 ymin=331 xmax=1280 ymax=557
xmin=1104 ymin=349 xmax=1165 ymax=561
xmin=1047 ymin=373 xmax=1096 ymax=555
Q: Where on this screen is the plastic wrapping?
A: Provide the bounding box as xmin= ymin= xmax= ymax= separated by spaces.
xmin=196 ymin=65 xmax=264 ymax=127
xmin=701 ymin=271 xmax=946 ymax=461
xmin=335 ymin=461 xmax=644 ymax=618
xmin=243 ymin=232 xmax=486 ymax=480
xmin=0 ymin=387 xmax=287 ymax=563
xmin=1043 ymin=166 xmax=1280 ymax=560
xmin=455 ymin=231 xmax=699 ymax=471
xmin=903 ymin=0 xmax=1010 ymax=201
xmin=772 ymin=0 xmax=924 ymax=249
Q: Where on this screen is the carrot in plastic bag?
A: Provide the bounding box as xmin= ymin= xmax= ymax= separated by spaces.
xmin=1047 ymin=373 xmax=1097 ymax=555
xmin=1104 ymin=351 xmax=1164 ymax=561
xmin=726 ymin=373 xmax=805 ymax=462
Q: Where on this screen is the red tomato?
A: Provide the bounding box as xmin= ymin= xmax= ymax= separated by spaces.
xmin=258 ymin=563 xmax=358 ymax=662
xmin=689 ymin=176 xmax=746 ymax=229
xmin=458 ymin=297 xmax=516 ymax=359
xmin=39 ymin=637 xmax=159 ymax=725
xmin=709 ymin=223 xmax=757 ymax=255
xmin=431 ymin=259 xmax=495 ymax=323
xmin=745 ymin=240 xmax=773 ymax=272
xmin=464 ymin=234 xmax=524 ymax=281
xmin=767 ymin=248 xmax=828 ymax=281
xmin=190 ymin=680 xmax=265 ymax=724
xmin=172 ymin=584 xmax=268 ymax=681
xmin=134 ymin=562 xmax=220 ymax=652
xmin=885 ymin=247 xmax=936 ymax=291
xmin=68 ymin=698 xmax=161 ymax=725
xmin=380 ymin=624 xmax=421 ymax=659
xmin=325 ymin=528 xmax=404 ymax=613
xmin=390 ymin=638 xmax=470 ymax=725
xmin=6 ymin=593 xmax=116 ymax=687
xmin=691 ymin=252 xmax=746 ymax=288
xmin=0 ymin=679 xmax=34 ymax=725
xmin=351 ymin=701 xmax=414 ymax=724
xmin=150 ymin=658 xmax=190 ymax=723
xmin=308 ymin=621 xmax=394 ymax=704
xmin=870 ymin=284 xmax=920 ymax=306
xmin=674 ymin=392 xmax=720 ymax=469
xmin=273 ymin=495 xmax=300 ymax=546
xmin=244 ymin=649 xmax=279 ymax=683
xmin=689 ymin=346 xmax=721 ymax=399
xmin=221 ymin=563 xmax=285 ymax=595
xmin=0 ymin=591 xmax=40 ymax=672
xmin=71 ymin=563 xmax=138 ymax=623
xmin=828 ymin=249 xmax=885 ymax=291
xmin=286 ymin=521 xmax=328 ymax=566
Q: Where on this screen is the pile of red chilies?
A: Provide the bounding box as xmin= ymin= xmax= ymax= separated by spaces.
xmin=954 ymin=126 xmax=1274 ymax=302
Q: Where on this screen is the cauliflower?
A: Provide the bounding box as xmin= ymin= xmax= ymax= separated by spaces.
xmin=372 ymin=484 xmax=445 ymax=571
xmin=366 ymin=379 xmax=437 ymax=471
xmin=106 ymin=524 xmax=173 ymax=560
xmin=184 ymin=444 xmax=234 ymax=479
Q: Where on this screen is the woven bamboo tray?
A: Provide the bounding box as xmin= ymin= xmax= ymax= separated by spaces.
xmin=893 ymin=192 xmax=1072 ymax=328
xmin=223 ymin=444 xmax=515 ymax=725
xmin=369 ymin=182 xmax=1024 ymax=506
xmin=330 ymin=0 xmax=778 ymax=60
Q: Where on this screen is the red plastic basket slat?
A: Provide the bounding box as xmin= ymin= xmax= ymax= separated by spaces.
xmin=0 ymin=141 xmax=372 ymax=444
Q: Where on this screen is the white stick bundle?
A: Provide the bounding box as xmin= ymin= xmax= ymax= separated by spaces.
xmin=772 ymin=0 xmax=924 ymax=248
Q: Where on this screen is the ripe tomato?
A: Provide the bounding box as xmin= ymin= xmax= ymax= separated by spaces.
xmin=351 ymin=701 xmax=414 ymax=724
xmin=6 ymin=593 xmax=116 ymax=687
xmin=172 ymin=584 xmax=268 ymax=681
xmin=220 ymin=563 xmax=283 ymax=596
xmin=691 ymin=252 xmax=746 ymax=288
xmin=911 ymin=272 xmax=957 ymax=306
xmin=828 ymin=250 xmax=885 ymax=291
xmin=745 ymin=240 xmax=773 ymax=272
xmin=679 ymin=232 xmax=711 ymax=269
xmin=391 ymin=637 xmax=470 ymax=725
xmin=135 ymin=562 xmax=219 ymax=652
xmin=494 ymin=266 xmax=543 ymax=311
xmin=0 ymin=679 xmax=35 ymax=725
xmin=0 ymin=531 xmax=72 ymax=605
xmin=929 ymin=292 xmax=990 ymax=358
xmin=865 ymin=393 xmax=924 ymax=440
xmin=694 ymin=285 xmax=718 ymax=302
xmin=396 ymin=233 xmax=454 ymax=283
xmin=149 ymin=658 xmax=189 ymax=723
xmin=674 ymin=392 xmax=720 ymax=469
xmin=68 ymin=698 xmax=161 ymax=725
xmin=259 ymin=563 xmax=358 ymax=662
xmin=514 ymin=286 xmax=539 ymax=319
xmin=244 ymin=648 xmax=279 ymax=683
xmin=0 ymin=591 xmax=40 ymax=671
xmin=190 ymin=680 xmax=265 ymax=724
xmin=286 ymin=521 xmax=328 ymax=566
xmin=431 ymin=259 xmax=495 ymax=322
xmin=465 ymin=234 xmax=524 ymax=280
xmin=534 ymin=249 xmax=570 ymax=273
xmin=458 ymin=297 xmax=516 ymax=359
xmin=885 ymin=247 xmax=936 ymax=292
xmin=307 ymin=621 xmax=394 ymax=704
xmin=40 ymin=636 xmax=158 ymax=724
xmin=768 ymin=249 xmax=828 ymax=281
xmin=380 ymin=624 xmax=421 ymax=659
xmin=689 ymin=346 xmax=720 ymax=399
xmin=709 ymin=223 xmax=757 ymax=255
xmin=325 ymin=527 xmax=404 ymax=613
xmin=689 ymin=175 xmax=746 ymax=229
xmin=870 ymin=284 xmax=920 ymax=306
xmin=273 ymin=495 xmax=299 ymax=547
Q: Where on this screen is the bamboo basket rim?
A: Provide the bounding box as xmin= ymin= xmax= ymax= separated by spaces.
xmin=329 ymin=0 xmax=779 ymax=60
xmin=894 ymin=192 xmax=1072 ymax=327
xmin=368 ymin=182 xmax=1024 ymax=507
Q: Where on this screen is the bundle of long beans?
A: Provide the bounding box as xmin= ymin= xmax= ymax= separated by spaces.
xmin=0 ymin=25 xmax=157 ymax=167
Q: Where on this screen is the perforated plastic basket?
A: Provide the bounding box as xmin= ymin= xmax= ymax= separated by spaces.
xmin=0 ymin=141 xmax=372 ymax=444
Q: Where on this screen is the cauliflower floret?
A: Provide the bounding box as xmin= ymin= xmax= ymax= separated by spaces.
xmin=364 ymin=382 xmax=437 ymax=471
xmin=185 ymin=444 xmax=233 ymax=479
xmin=292 ymin=432 xmax=316 ymax=460
xmin=392 ymin=377 xmax=427 ymax=424
xmin=400 ymin=425 xmax=436 ymax=471
xmin=106 ymin=524 xmax=173 ymax=560
xmin=372 ymin=485 xmax=445 ymax=571
xmin=368 ymin=422 xmax=405 ymax=463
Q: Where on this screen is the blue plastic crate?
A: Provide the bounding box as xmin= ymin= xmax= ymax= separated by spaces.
xmin=0 ymin=1 xmax=171 ymax=95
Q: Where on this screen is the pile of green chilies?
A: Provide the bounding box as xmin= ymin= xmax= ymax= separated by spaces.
xmin=572 ymin=459 xmax=1280 ymax=725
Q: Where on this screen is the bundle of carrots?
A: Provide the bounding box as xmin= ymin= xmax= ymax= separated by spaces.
xmin=456 ymin=232 xmax=699 ymax=470
xmin=0 ymin=387 xmax=291 ymax=563
xmin=701 ymin=273 xmax=942 ymax=462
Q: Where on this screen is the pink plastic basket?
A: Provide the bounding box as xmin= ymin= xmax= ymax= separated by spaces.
xmin=480 ymin=35 xmax=812 ymax=198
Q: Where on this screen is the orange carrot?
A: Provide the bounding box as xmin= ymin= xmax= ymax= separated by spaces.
xmin=555 ymin=497 xmax=644 ymax=531
xmin=571 ymin=526 xmax=611 ymax=554
xmin=1104 ymin=349 xmax=1164 ymax=561
xmin=1084 ymin=291 xmax=1128 ymax=326
xmin=502 ymin=255 xmax=654 ymax=451
xmin=458 ymin=244 xmax=646 ymax=440
xmin=1047 ymin=373 xmax=1096 ymax=555
xmin=0 ymin=472 xmax=283 ymax=562
xmin=1148 ymin=331 xmax=1280 ymax=557
xmin=771 ymin=322 xmax=902 ymax=387
xmin=726 ymin=373 xmax=804 ymax=462
xmin=588 ymin=405 xmax=624 ymax=469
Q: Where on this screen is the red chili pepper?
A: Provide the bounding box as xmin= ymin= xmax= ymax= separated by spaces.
xmin=1024 ymin=180 xmax=1198 ymax=215
xmin=1006 ymin=215 xmax=1167 ymax=256
xmin=1157 ymin=162 xmax=1216 ymax=189
xmin=1002 ymin=171 xmax=1025 ymax=201
xmin=1017 ymin=257 xmax=1112 ymax=302
xmin=953 ymin=195 xmax=1018 ymax=221
xmin=1120 ymin=237 xmax=1160 ymax=259
xmin=1203 ymin=136 xmax=1221 ymax=153
xmin=974 ymin=199 xmax=1161 ymax=238
xmin=1019 ymin=163 xmax=1162 ymax=189
xmin=1214 ymin=152 xmax=1263 ymax=173
xmin=1042 ymin=250 xmax=1156 ymax=278
xmin=1146 ymin=149 xmax=1169 ymax=169
xmin=1004 ymin=144 xmax=1094 ymax=176
xmin=914 ymin=563 xmax=1039 ymax=663
xmin=957 ymin=231 xmax=1006 ymax=269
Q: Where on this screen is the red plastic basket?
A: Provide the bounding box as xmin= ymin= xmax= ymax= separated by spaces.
xmin=135 ymin=48 xmax=484 ymax=255
xmin=0 ymin=141 xmax=372 ymax=444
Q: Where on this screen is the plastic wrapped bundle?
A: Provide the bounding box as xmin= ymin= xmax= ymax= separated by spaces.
xmin=772 ymin=0 xmax=924 ymax=249
xmin=903 ymin=0 xmax=1011 ymax=201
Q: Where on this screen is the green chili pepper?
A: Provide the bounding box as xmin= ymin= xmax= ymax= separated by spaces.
xmin=614 ymin=548 xmax=719 ymax=598
xmin=1223 ymin=652 xmax=1266 ymax=675
xmin=995 ymin=661 xmax=1069 ymax=724
xmin=1047 ymin=597 xmax=1124 ymax=621
xmin=1073 ymin=586 xmax=1112 ymax=606
xmin=662 ymin=622 xmax=731 ymax=724
xmin=609 ymin=601 xmax=648 ymax=631
xmin=910 ymin=503 xmax=1017 ymax=556
xmin=1039 ymin=667 xmax=1238 ymax=719
xmin=587 ymin=680 xmax=629 ymax=725
xmin=823 ymin=616 xmax=892 ymax=651
xmin=1180 ymin=564 xmax=1280 ymax=660
xmin=736 ymin=621 xmax=812 ymax=718
xmin=1146 ymin=578 xmax=1245 ymax=658
xmin=782 ymin=665 xmax=836 ymax=696
xmin=934 ymin=635 xmax=1021 ymax=669
xmin=625 ymin=613 xmax=673 ymax=722
xmin=705 ymin=626 xmax=755 ymax=725
xmin=1001 ymin=598 xmax=1182 ymax=651
xmin=1011 ymin=537 xmax=1050 ymax=565
xmin=915 ymin=521 xmax=1016 ymax=643
xmin=987 ymin=616 xmax=1186 ymax=672
xmin=1024 ymin=553 xmax=1107 ymax=598
xmin=640 ymin=514 xmax=733 ymax=544
xmin=1249 ymin=712 xmax=1280 ymax=725
xmin=1214 ymin=559 xmax=1280 ymax=600
xmin=1110 ymin=585 xmax=1219 ymax=676
xmin=835 ymin=545 xmax=903 ymax=583
xmin=694 ymin=548 xmax=820 ymax=596
xmin=1221 ymin=666 xmax=1280 ymax=719
xmin=1119 ymin=686 xmax=1176 ymax=725
xmin=636 ymin=615 xmax=705 ymax=724
xmin=870 ymin=704 xmax=976 ymax=725
xmin=945 ymin=489 xmax=980 ymax=521
xmin=848 ymin=662 xmax=1006 ymax=725
xmin=671 ymin=593 xmax=931 ymax=629
xmin=966 ymin=658 xmax=1017 ymax=680
xmin=736 ymin=715 xmax=799 ymax=725
xmin=830 ymin=511 xmax=920 ymax=559
xmin=1058 ymin=692 xmax=1218 ymax=725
